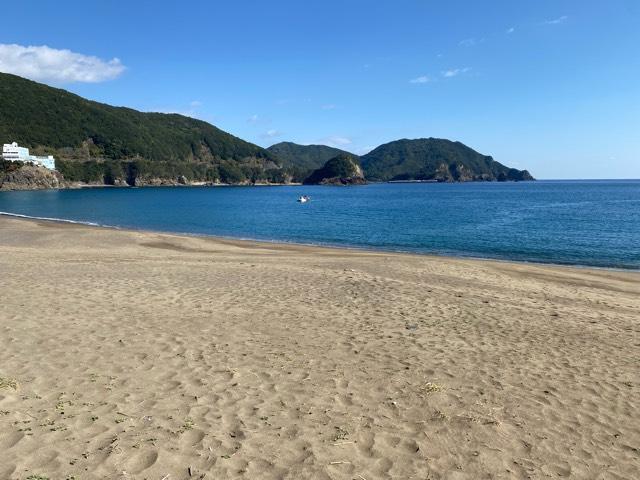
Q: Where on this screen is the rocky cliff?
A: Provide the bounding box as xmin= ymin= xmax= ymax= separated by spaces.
xmin=0 ymin=164 xmax=65 ymax=191
xmin=303 ymin=154 xmax=366 ymax=185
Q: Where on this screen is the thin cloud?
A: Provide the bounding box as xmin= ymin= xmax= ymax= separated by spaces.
xmin=262 ymin=129 xmax=283 ymax=139
xmin=154 ymin=100 xmax=203 ymax=119
xmin=0 ymin=43 xmax=125 ymax=83
xmin=506 ymin=27 xmax=515 ymax=34
xmin=319 ymin=136 xmax=352 ymax=148
xmin=355 ymin=145 xmax=375 ymax=155
xmin=321 ymin=104 xmax=337 ymax=110
xmin=247 ymin=114 xmax=259 ymax=124
xmin=544 ymin=15 xmax=568 ymax=25
xmin=459 ymin=38 xmax=482 ymax=47
xmin=442 ymin=67 xmax=470 ymax=78
xmin=409 ymin=75 xmax=431 ymax=84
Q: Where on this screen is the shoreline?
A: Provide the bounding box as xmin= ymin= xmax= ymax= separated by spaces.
xmin=0 ymin=180 xmax=304 ymax=192
xmin=0 ymin=210 xmax=638 ymax=273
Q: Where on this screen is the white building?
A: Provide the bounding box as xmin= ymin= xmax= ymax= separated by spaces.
xmin=2 ymin=142 xmax=56 ymax=170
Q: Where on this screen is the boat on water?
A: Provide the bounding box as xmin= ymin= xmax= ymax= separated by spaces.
xmin=297 ymin=195 xmax=310 ymax=203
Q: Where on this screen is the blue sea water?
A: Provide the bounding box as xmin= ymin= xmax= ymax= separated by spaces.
xmin=1 ymin=181 xmax=639 ymax=269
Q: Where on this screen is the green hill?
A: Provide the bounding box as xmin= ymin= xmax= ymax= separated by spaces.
xmin=0 ymin=72 xmax=282 ymax=184
xmin=0 ymin=74 xmax=534 ymax=187
xmin=303 ymin=153 xmax=366 ymax=185
xmin=266 ymin=142 xmax=354 ymax=182
xmin=361 ymin=138 xmax=534 ymax=182
xmin=267 ymin=142 xmax=353 ymax=170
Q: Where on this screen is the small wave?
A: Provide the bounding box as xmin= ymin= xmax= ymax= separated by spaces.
xmin=0 ymin=211 xmax=103 ymax=227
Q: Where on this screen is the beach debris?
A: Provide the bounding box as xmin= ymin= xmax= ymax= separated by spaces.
xmin=329 ymin=461 xmax=352 ymax=465
xmin=433 ymin=410 xmax=449 ymax=421
xmin=0 ymin=376 xmax=18 ymax=390
xmin=182 ymin=417 xmax=195 ymax=431
xmin=333 ymin=426 xmax=349 ymax=441
xmin=421 ymin=382 xmax=443 ymax=394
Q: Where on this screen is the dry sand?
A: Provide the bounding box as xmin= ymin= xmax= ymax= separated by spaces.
xmin=0 ymin=215 xmax=638 ymax=480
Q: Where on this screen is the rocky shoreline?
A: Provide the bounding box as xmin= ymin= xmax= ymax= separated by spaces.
xmin=0 ymin=165 xmax=299 ymax=191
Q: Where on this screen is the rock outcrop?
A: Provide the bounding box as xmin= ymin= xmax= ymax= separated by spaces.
xmin=303 ymin=154 xmax=366 ymax=186
xmin=0 ymin=165 xmax=65 ymax=190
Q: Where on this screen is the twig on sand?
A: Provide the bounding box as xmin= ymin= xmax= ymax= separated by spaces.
xmin=330 ymin=461 xmax=352 ymax=465
xmin=161 ymin=475 xmax=170 ymax=480
xmin=16 ymin=410 xmax=38 ymax=420
xmin=332 ymin=441 xmax=354 ymax=446
xmin=357 ymin=475 xmax=368 ymax=480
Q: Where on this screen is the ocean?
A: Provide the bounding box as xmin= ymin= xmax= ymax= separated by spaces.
xmin=1 ymin=180 xmax=639 ymax=269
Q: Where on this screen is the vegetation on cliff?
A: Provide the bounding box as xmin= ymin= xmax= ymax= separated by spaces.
xmin=361 ymin=138 xmax=534 ymax=182
xmin=0 ymin=72 xmax=282 ymax=184
xmin=303 ymin=154 xmax=366 ymax=185
xmin=267 ymin=142 xmax=353 ymax=181
xmin=0 ymin=74 xmax=533 ymax=187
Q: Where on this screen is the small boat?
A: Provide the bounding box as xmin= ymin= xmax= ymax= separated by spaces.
xmin=297 ymin=195 xmax=310 ymax=203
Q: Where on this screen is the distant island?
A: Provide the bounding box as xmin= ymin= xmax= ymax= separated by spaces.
xmin=0 ymin=72 xmax=533 ymax=190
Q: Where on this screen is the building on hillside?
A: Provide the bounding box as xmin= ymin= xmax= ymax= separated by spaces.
xmin=2 ymin=142 xmax=56 ymax=170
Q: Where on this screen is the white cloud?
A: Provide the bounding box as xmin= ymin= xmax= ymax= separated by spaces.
xmin=0 ymin=43 xmax=125 ymax=83
xmin=409 ymin=75 xmax=431 ymax=84
xmin=248 ymin=114 xmax=259 ymax=123
xmin=544 ymin=15 xmax=568 ymax=25
xmin=507 ymin=27 xmax=515 ymax=34
xmin=321 ymin=104 xmax=337 ymax=110
xmin=442 ymin=67 xmax=470 ymax=78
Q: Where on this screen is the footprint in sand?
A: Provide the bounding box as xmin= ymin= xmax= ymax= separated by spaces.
xmin=180 ymin=428 xmax=206 ymax=447
xmin=0 ymin=431 xmax=24 ymax=450
xmin=0 ymin=463 xmax=16 ymax=479
xmin=31 ymin=449 xmax=59 ymax=469
xmin=123 ymin=448 xmax=159 ymax=473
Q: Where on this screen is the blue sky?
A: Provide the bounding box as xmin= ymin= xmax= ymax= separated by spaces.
xmin=1 ymin=0 xmax=639 ymax=178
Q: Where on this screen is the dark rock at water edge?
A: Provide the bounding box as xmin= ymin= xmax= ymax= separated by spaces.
xmin=303 ymin=154 xmax=367 ymax=186
xmin=0 ymin=164 xmax=65 ymax=191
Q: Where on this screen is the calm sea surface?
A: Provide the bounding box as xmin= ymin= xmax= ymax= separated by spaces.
xmin=1 ymin=181 xmax=639 ymax=269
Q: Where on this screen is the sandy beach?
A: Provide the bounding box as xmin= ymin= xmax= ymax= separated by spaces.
xmin=0 ymin=215 xmax=638 ymax=480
